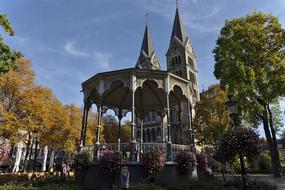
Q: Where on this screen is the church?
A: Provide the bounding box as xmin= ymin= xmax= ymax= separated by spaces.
xmin=135 ymin=7 xmax=199 ymax=144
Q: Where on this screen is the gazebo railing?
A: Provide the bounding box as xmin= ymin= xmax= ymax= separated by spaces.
xmin=81 ymin=143 xmax=235 ymax=180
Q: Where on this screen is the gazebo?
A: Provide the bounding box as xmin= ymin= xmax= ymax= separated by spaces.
xmin=79 ymin=7 xmax=198 ymax=163
xmin=79 ymin=68 xmax=195 ymax=162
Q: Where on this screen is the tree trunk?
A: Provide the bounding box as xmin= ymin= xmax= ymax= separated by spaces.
xmin=23 ymin=132 xmax=31 ymax=171
xmin=266 ymin=104 xmax=281 ymax=177
xmin=33 ymin=136 xmax=39 ymax=171
xmin=262 ymin=105 xmax=281 ymax=178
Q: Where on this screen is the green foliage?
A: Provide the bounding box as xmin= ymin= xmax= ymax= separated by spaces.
xmin=213 ymin=12 xmax=285 ymax=104
xmin=213 ymin=11 xmax=285 ymax=176
xmin=270 ymin=103 xmax=284 ymax=133
xmin=247 ymin=153 xmax=272 ymax=173
xmin=0 ymin=14 xmax=22 ymax=75
xmin=194 ymin=84 xmax=229 ymax=151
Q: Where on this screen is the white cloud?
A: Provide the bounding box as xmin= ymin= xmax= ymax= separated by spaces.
xmin=64 ymin=41 xmax=89 ymax=57
xmin=93 ymin=51 xmax=112 ymax=70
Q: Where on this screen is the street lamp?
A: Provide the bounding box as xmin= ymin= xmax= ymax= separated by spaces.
xmin=225 ymin=96 xmax=248 ymax=190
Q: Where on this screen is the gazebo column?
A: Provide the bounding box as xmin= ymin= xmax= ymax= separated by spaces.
xmin=165 ymin=92 xmax=173 ymax=162
xmin=178 ymin=105 xmax=183 ymax=144
xmin=160 ymin=112 xmax=166 ymax=143
xmin=94 ymin=96 xmax=103 ymax=162
xmin=129 ymin=74 xmax=137 ymax=161
xmin=80 ymin=101 xmax=90 ymax=150
xmin=118 ymin=109 xmax=122 ymax=152
xmin=164 ymin=75 xmax=173 ymax=162
xmin=79 ymin=102 xmax=87 ymax=149
xmin=187 ymin=99 xmax=195 ymax=150
xmin=82 ymin=103 xmax=90 ymax=147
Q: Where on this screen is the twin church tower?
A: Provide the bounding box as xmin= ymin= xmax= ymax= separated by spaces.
xmin=135 ymin=7 xmax=199 ymax=100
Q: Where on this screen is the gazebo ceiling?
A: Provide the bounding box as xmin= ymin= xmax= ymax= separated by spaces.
xmin=82 ymin=68 xmax=193 ymax=113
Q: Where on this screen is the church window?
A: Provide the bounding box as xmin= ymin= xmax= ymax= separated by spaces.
xmin=178 ymin=56 xmax=181 ymax=64
xmin=175 ymin=57 xmax=178 ymax=64
xmin=179 ymin=70 xmax=182 ymax=76
xmin=188 ymin=56 xmax=194 ymax=69
xmin=171 ymin=57 xmax=175 ymax=66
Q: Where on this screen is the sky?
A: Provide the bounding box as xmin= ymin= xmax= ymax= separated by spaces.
xmin=0 ymin=0 xmax=284 ymax=134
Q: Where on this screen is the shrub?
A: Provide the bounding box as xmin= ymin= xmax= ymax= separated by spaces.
xmin=72 ymin=152 xmax=90 ymax=174
xmin=215 ymin=128 xmax=260 ymax=164
xmin=141 ymin=150 xmax=165 ymax=176
xmin=175 ymin=151 xmax=195 ymax=174
xmin=99 ymin=150 xmax=121 ymax=177
xmin=196 ymin=152 xmax=209 ymax=172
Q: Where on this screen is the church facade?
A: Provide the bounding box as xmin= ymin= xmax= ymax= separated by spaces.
xmin=135 ymin=8 xmax=199 ymax=144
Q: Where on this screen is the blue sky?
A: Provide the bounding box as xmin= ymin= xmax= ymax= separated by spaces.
xmin=0 ymin=0 xmax=284 ymax=134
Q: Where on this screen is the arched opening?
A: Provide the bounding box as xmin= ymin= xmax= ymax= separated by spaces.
xmin=146 ymin=129 xmax=151 ymax=142
xmin=151 ymin=128 xmax=156 ymax=142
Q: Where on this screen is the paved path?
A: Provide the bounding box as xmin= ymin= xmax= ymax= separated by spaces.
xmin=247 ymin=174 xmax=285 ymax=190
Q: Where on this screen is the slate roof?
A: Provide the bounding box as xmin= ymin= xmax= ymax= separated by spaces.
xmin=140 ymin=25 xmax=155 ymax=57
xmin=170 ymin=8 xmax=188 ymax=44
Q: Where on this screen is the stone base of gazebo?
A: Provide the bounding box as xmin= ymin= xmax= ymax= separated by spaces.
xmin=82 ymin=162 xmax=197 ymax=190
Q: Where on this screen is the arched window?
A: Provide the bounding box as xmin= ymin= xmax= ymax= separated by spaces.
xmin=178 ymin=56 xmax=181 ymax=64
xmin=157 ymin=127 xmax=161 ymax=137
xmin=136 ymin=130 xmax=141 ymax=140
xmin=152 ymin=128 xmax=156 ymax=142
xmin=147 ymin=129 xmax=151 ymax=142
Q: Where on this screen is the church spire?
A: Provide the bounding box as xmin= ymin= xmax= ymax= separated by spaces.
xmin=141 ymin=25 xmax=155 ymax=57
xmin=136 ymin=22 xmax=160 ymax=70
xmin=170 ymin=7 xmax=188 ymax=44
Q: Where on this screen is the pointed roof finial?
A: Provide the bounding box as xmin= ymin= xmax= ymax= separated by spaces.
xmin=169 ymin=2 xmax=188 ymax=44
xmin=145 ymin=12 xmax=149 ymax=25
xmin=176 ymin=0 xmax=179 ymax=9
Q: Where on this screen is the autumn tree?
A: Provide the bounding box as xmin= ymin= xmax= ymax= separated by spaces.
xmin=0 ymin=14 xmax=22 ymax=75
xmin=0 ymin=58 xmax=35 ymax=142
xmin=213 ymin=12 xmax=285 ymax=177
xmin=194 ymin=84 xmax=229 ymax=152
xmin=64 ymin=104 xmax=82 ymax=152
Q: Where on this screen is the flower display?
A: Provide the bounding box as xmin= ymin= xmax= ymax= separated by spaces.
xmin=0 ymin=139 xmax=11 ymax=161
xmin=141 ymin=150 xmax=165 ymax=176
xmin=196 ymin=152 xmax=209 ymax=172
xmin=175 ymin=151 xmax=195 ymax=174
xmin=72 ymin=152 xmax=90 ymax=173
xmin=99 ymin=150 xmax=121 ymax=177
xmin=215 ymin=128 xmax=260 ymax=163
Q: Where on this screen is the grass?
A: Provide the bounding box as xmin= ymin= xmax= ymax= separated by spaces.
xmin=105 ymin=178 xmax=277 ymax=190
xmin=0 ymin=177 xmax=277 ymax=190
xmin=0 ymin=179 xmax=81 ymax=190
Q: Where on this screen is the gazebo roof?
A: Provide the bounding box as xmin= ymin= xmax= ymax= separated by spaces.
xmin=82 ymin=68 xmax=195 ymax=115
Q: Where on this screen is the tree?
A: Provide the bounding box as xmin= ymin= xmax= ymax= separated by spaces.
xmin=193 ymin=84 xmax=229 ymax=152
xmin=213 ymin=12 xmax=285 ymax=177
xmin=0 ymin=14 xmax=22 ymax=75
xmin=0 ymin=58 xmax=35 ymax=142
xmin=64 ymin=104 xmax=82 ymax=153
